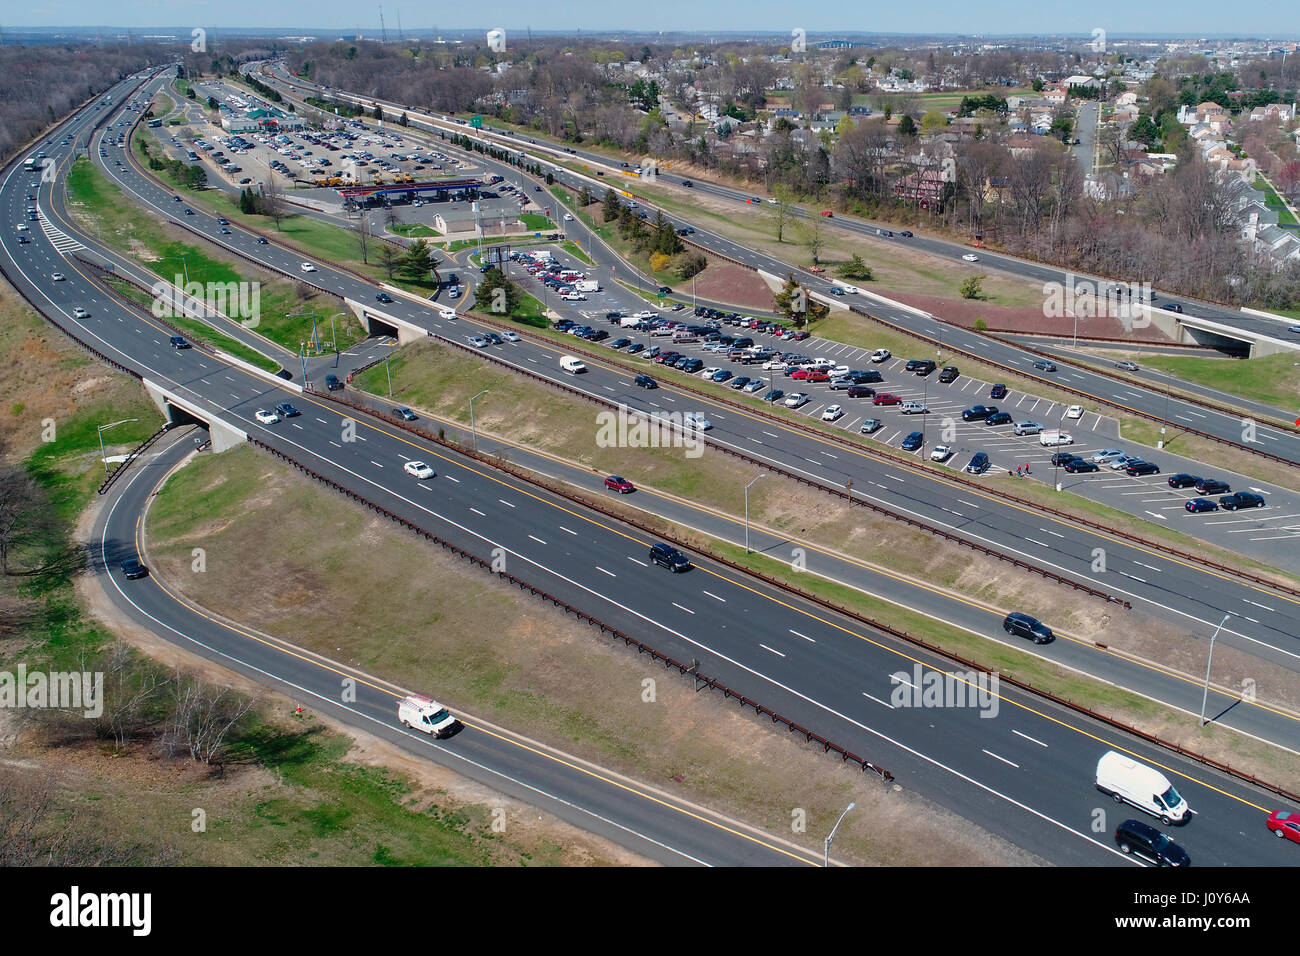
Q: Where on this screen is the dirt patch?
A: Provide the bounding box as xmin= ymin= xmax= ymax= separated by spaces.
xmin=692 ymin=257 xmax=779 ymax=311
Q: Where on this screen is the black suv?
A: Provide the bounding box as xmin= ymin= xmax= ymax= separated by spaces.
xmin=938 ymin=366 xmax=959 ymax=383
xmin=912 ymin=359 xmax=936 ymax=376
xmin=1003 ymin=612 xmax=1055 ymax=645
xmin=962 ymin=405 xmax=998 ymax=421
xmin=1195 ymin=478 xmax=1230 ymax=495
xmin=1114 ymin=819 xmax=1190 ymax=867
xmin=634 ymin=374 xmax=657 ymax=389
xmin=649 ymin=543 xmax=690 ymax=572
xmin=1051 ymin=452 xmax=1083 ymax=468
xmin=325 ymin=374 xmax=343 ymax=391
xmin=1167 ymin=474 xmax=1199 ymax=489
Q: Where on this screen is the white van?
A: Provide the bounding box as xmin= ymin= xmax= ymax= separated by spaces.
xmin=619 ymin=315 xmax=642 ymax=328
xmin=1039 ymin=430 xmax=1073 ymax=446
xmin=559 ymin=355 xmax=587 ymax=374
xmin=672 ymin=331 xmax=699 ymax=343
xmin=1095 ymin=750 xmax=1191 ymax=825
xmin=397 ymin=695 xmax=461 ymax=738
xmin=574 ymin=280 xmax=600 ymax=293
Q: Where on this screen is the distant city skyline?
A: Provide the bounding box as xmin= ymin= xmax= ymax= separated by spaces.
xmin=5 ymin=2 xmax=1299 ymax=39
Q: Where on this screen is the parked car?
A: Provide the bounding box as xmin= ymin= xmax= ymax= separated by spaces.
xmin=965 ymin=452 xmax=991 ymax=475
xmin=989 ymin=384 xmax=1008 ymax=399
xmin=1050 ymin=452 xmax=1083 ymax=468
xmin=872 ymin=393 xmax=902 ymax=406
xmin=900 ymin=431 xmax=924 ymax=451
xmin=1185 ymin=497 xmax=1218 ymax=514
xmin=1091 ymin=449 xmax=1125 ymax=463
xmin=1064 ymin=460 xmax=1100 ymax=474
xmin=1065 ymin=404 xmax=1084 ymax=419
xmin=930 ymin=444 xmax=953 ymax=462
xmin=986 ymin=412 xmax=1014 ymax=426
xmin=961 ymin=405 xmax=998 ymax=422
xmin=1195 ymin=478 xmax=1231 ymax=495
xmin=938 ymin=366 xmax=959 ymax=383
xmin=1013 ymin=421 xmax=1043 ymax=436
xmin=869 ymin=348 xmax=891 ymax=363
xmin=1167 ymin=474 xmax=1199 ymax=489
xmin=1126 ymin=461 xmax=1161 ymax=476
xmin=763 ymin=388 xmax=785 ymax=403
xmin=1219 ymin=491 xmax=1265 ymax=510
xmin=821 ymin=404 xmax=844 ymax=422
xmin=784 ymin=393 xmax=809 ymax=408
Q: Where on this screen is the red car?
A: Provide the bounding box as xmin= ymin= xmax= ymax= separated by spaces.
xmin=806 ymin=370 xmax=830 ymax=383
xmin=820 ymin=210 xmax=834 ymax=217
xmin=604 ymin=475 xmax=635 ymax=494
xmin=1267 ymin=809 xmax=1300 ymax=844
xmin=872 ymin=393 xmax=902 ymax=406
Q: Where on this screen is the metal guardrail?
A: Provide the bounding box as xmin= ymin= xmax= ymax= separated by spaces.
xmin=98 ymin=422 xmax=172 ymax=496
xmin=246 ymin=434 xmax=895 ymax=783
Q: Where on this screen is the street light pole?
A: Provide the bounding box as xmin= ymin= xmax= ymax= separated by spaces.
xmin=1199 ymin=613 xmax=1230 ymax=726
xmin=824 ymin=801 xmax=856 ymax=868
xmin=469 ymin=388 xmax=490 ymax=451
xmin=97 ymin=418 xmax=140 ymax=472
xmin=744 ymin=473 xmax=766 ymax=553
xmin=385 ymin=354 xmax=393 ymax=397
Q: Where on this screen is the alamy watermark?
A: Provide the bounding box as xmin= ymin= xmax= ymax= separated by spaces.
xmin=1043 ymin=274 xmax=1150 ymax=333
xmin=890 ymin=663 xmax=999 ymax=718
xmin=0 ymin=665 xmax=103 ymax=718
xmin=595 ymin=404 xmax=704 ymax=459
xmin=151 ymin=276 xmax=261 ymax=329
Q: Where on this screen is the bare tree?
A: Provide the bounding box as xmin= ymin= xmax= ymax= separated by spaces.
xmin=351 ymin=212 xmax=372 ymax=264
xmin=263 ymin=174 xmax=287 ymax=231
xmin=92 ymin=642 xmax=166 ymax=752
xmin=161 ymin=673 xmax=254 ymax=768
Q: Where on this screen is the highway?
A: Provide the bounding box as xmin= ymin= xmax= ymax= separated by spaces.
xmin=72 ymin=77 xmax=1300 ymax=684
xmin=5 ymin=67 xmax=1300 ymax=867
xmin=256 ymin=62 xmax=1300 ymax=468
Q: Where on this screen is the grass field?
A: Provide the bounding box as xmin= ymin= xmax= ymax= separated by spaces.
xmin=1126 ymin=350 xmax=1300 ymax=415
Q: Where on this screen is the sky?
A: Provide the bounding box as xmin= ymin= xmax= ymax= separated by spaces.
xmin=7 ymin=1 xmax=1299 ymax=38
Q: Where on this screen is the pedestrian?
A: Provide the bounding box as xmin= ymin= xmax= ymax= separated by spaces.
xmin=1025 ymin=462 xmax=1031 ymax=475
xmin=1016 ymin=465 xmax=1023 ymax=477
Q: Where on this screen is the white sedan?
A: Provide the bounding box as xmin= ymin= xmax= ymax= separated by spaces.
xmin=961 ymin=253 xmax=979 ymax=262
xmin=254 ymin=409 xmax=280 ymax=425
xmin=51 ymin=272 xmax=66 ymax=281
xmin=404 ymin=460 xmax=436 ymax=479
xmin=72 ymin=307 xmax=90 ymax=318
xmin=300 ymin=262 xmax=317 ymax=273
xmin=1091 ymin=448 xmax=1124 ymax=463
xmin=1065 ymin=404 xmax=1084 ymax=419
xmin=502 ymin=330 xmax=520 ymax=342
xmin=821 ymin=404 xmax=844 ymax=422
xmin=930 ymin=444 xmax=953 ymax=462
xmin=562 ymin=213 xmax=574 ymax=221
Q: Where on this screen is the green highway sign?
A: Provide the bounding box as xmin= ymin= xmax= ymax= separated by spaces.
xmin=470 ymin=115 xmax=483 ymax=129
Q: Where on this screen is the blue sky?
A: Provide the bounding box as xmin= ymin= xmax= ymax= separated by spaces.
xmin=9 ymin=1 xmax=1298 ymax=36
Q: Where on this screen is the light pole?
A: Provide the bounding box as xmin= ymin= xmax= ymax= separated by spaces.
xmin=299 ymin=341 xmax=309 ymax=389
xmin=385 ymin=353 xmax=393 ymax=397
xmin=328 ymin=311 xmax=346 ymax=364
xmin=824 ymin=801 xmax=856 ymax=868
xmin=744 ymin=473 xmax=766 ymax=553
xmin=469 ymin=388 xmax=490 ymax=450
xmin=1199 ymin=613 xmax=1230 ymax=726
xmin=97 ymin=419 xmax=139 ymax=472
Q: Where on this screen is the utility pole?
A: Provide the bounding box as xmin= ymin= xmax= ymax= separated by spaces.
xmin=1199 ymin=614 xmax=1230 ymax=726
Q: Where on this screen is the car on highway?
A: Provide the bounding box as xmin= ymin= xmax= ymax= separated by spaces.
xmin=649 ymin=542 xmax=691 ymax=572
xmin=1126 ymin=460 xmax=1161 ymax=476
xmin=404 ymin=460 xmax=436 ymax=479
xmin=1115 ymin=360 xmax=1140 ymax=371
xmin=870 ymin=348 xmax=891 ymax=363
xmin=1091 ymin=449 xmax=1125 ymax=463
xmin=899 ymin=230 xmax=913 ymax=238
xmin=468 ymin=335 xmax=489 ymax=348
xmin=604 ymin=475 xmax=635 ymax=494
xmin=1162 ymin=303 xmax=1184 ymax=314
xmin=900 ymin=431 xmax=924 ymax=451
xmin=121 ymin=559 xmax=149 ymax=580
xmin=256 ymin=236 xmax=268 ymax=244
xmin=375 ymin=292 xmax=393 ymax=303
xmin=938 ymin=366 xmax=960 ymax=383
xmin=1195 ymin=478 xmax=1230 ymax=495
xmin=1064 ymin=459 xmax=1100 ymax=473
xmin=51 ymin=272 xmax=66 ymax=281
xmin=961 ymin=404 xmax=998 ymax=421
xmin=502 ymin=330 xmax=520 ymax=342
xmin=1185 ymin=497 xmax=1218 ymax=514
xmin=1114 ymin=819 xmax=1189 ymax=867
xmin=168 ymin=336 xmax=190 ymax=349
xmin=1167 ymin=474 xmax=1199 ymax=489
xmin=1219 ymin=491 xmax=1265 ymax=510
xmin=72 ymin=307 xmax=90 ymax=318
xmin=634 ymin=374 xmax=657 ymax=389
xmin=254 ymin=409 xmax=280 ymax=425
xmin=300 ymin=262 xmax=317 ymax=272
xmin=989 ymin=383 xmax=1008 ymax=399
xmin=1012 ymin=421 xmax=1043 ymax=436
xmin=393 ymin=407 xmax=417 ymax=421
xmin=961 ymin=253 xmax=979 ymax=262
xmin=872 ymin=393 xmax=902 ymax=406
xmin=1032 ymin=360 xmax=1057 ymax=372
xmin=219 ymin=227 xmax=231 ymax=234
xmin=784 ymin=393 xmax=809 ymax=408
xmin=821 ymin=404 xmax=844 ymax=422
xmin=930 ymin=444 xmax=953 ymax=462
xmin=274 ymin=402 xmax=300 ymax=418
xmin=1003 ymin=611 xmax=1054 ymax=644
xmin=965 ymin=452 xmax=990 ymax=475
xmin=986 ymin=412 xmax=1014 ymax=426
xmin=684 ymin=412 xmax=712 ymax=430
xmin=1266 ymin=809 xmax=1300 ymax=844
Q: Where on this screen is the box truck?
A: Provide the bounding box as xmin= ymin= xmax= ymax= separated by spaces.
xmin=1095 ymin=750 xmax=1191 ymax=825
xmin=398 ymin=695 xmax=461 ymax=738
